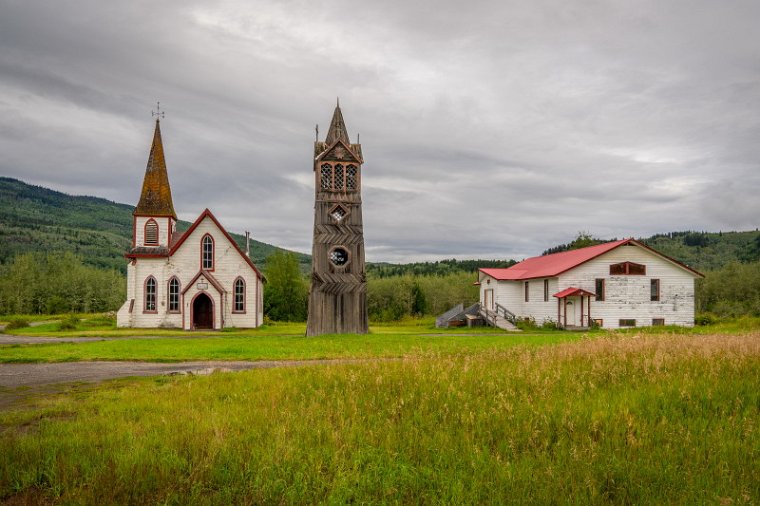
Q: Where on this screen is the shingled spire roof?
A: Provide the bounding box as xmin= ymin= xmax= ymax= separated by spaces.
xmin=324 ymin=100 xmax=350 ymax=146
xmin=134 ymin=119 xmax=177 ymax=219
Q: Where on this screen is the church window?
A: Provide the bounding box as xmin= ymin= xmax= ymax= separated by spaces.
xmin=145 ymin=276 xmax=157 ymax=312
xmin=320 ymin=164 xmax=332 ymax=190
xmin=346 ymin=165 xmax=358 ymax=190
xmin=145 ymin=219 xmax=159 ymax=246
xmin=330 ymin=205 xmax=347 ymax=222
xmin=168 ymin=277 xmax=180 ymax=312
xmin=202 ymin=235 xmax=214 ymax=270
xmin=234 ymin=277 xmax=246 ymax=312
xmin=334 ymin=164 xmax=344 ymax=190
xmin=329 ymin=247 xmax=349 ymax=266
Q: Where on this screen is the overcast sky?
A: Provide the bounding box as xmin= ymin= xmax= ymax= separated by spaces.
xmin=1 ymin=0 xmax=758 ymax=262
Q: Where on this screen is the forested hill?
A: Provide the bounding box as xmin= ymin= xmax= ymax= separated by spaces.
xmin=543 ymin=231 xmax=760 ymax=272
xmin=0 ymin=177 xmax=310 ymax=272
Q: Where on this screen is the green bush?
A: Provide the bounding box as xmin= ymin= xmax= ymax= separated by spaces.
xmin=695 ymin=313 xmax=719 ymax=326
xmin=4 ymin=317 xmax=30 ymax=330
xmin=57 ymin=315 xmax=80 ymax=331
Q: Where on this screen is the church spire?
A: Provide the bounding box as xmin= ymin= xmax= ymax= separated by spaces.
xmin=134 ymin=118 xmax=177 ymax=219
xmin=324 ymin=99 xmax=350 ymax=146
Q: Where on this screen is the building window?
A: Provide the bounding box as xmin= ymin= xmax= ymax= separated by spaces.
xmin=233 ymin=277 xmax=246 ymax=312
xmin=320 ymin=164 xmax=331 ymax=190
xmin=329 ymin=247 xmax=349 ymax=267
xmin=346 ymin=165 xmax=358 ymax=190
xmin=524 ymin=281 xmax=529 ymax=302
xmin=652 ymin=318 xmax=665 ymax=326
xmin=202 ymin=234 xmax=214 ymax=270
xmin=334 ymin=164 xmax=344 ymax=190
xmin=145 ymin=276 xmax=157 ymax=312
xmin=619 ymin=319 xmax=636 ymax=327
xmin=593 ymin=318 xmax=604 ymax=327
xmin=610 ymin=262 xmax=646 ymax=275
xmin=595 ymin=278 xmax=605 ymax=301
xmin=543 ymin=279 xmax=549 ymax=302
xmin=144 ymin=219 xmax=159 ymax=246
xmin=330 ymin=204 xmax=347 ymax=222
xmin=168 ymin=277 xmax=180 ymax=312
xmin=651 ymin=279 xmax=660 ymax=301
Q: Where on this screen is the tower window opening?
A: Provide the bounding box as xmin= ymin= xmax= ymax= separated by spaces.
xmin=334 ymin=164 xmax=344 ymax=190
xmin=346 ymin=165 xmax=357 ymax=190
xmin=320 ymin=164 xmax=331 ymax=190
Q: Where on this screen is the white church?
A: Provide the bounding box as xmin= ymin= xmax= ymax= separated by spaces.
xmin=116 ymin=119 xmax=264 ymax=329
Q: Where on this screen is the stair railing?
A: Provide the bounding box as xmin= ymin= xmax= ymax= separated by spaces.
xmin=494 ymin=303 xmax=517 ymax=324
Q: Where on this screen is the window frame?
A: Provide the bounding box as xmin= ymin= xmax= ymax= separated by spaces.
xmin=543 ymin=279 xmax=549 ymax=302
xmin=652 ymin=318 xmax=665 ymax=326
xmin=233 ymin=277 xmax=246 ymax=313
xmin=167 ymin=277 xmax=180 ymax=313
xmin=595 ymin=278 xmax=605 ymax=301
xmin=201 ymin=234 xmax=215 ymax=271
xmin=650 ymin=279 xmax=660 ymax=302
xmin=144 ymin=276 xmax=157 ymax=313
xmin=619 ymin=319 xmax=636 ymax=327
xmin=610 ymin=261 xmax=646 ymax=275
xmin=524 ymin=281 xmax=529 ymax=303
xmin=144 ymin=219 xmax=159 ymax=246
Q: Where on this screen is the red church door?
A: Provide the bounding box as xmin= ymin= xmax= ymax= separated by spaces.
xmin=193 ymin=293 xmax=214 ymax=329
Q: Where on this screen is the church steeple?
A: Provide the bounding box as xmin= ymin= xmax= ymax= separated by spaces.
xmin=135 ymin=118 xmax=177 ymax=219
xmin=324 ymin=99 xmax=350 ymax=146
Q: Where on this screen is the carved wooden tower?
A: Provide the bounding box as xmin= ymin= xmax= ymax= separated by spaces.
xmin=306 ymin=102 xmax=368 ymax=336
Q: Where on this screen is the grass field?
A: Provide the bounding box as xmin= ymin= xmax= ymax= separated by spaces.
xmin=1 ymin=332 xmax=758 ymax=504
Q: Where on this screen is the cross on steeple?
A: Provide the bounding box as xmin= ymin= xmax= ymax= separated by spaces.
xmin=152 ymin=101 xmax=165 ymax=120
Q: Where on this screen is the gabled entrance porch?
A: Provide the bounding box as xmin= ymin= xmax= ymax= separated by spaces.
xmin=554 ymin=287 xmax=595 ymax=329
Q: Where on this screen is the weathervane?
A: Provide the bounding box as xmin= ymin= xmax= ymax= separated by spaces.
xmin=152 ymin=101 xmax=165 ymax=120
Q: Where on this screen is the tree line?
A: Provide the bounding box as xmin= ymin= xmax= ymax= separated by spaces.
xmin=0 ymin=252 xmax=124 ymax=315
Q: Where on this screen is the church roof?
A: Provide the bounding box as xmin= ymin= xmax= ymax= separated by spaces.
xmin=134 ymin=119 xmax=177 ymax=219
xmin=325 ymin=102 xmax=350 ymax=146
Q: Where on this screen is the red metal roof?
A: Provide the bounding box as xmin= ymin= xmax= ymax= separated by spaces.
xmin=553 ymin=287 xmax=596 ymax=299
xmin=480 ymin=240 xmax=630 ymax=280
xmin=479 ymin=238 xmax=703 ymax=281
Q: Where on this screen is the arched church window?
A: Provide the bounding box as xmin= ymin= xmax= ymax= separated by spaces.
xmin=145 ymin=276 xmax=157 ymax=312
xmin=334 ymin=164 xmax=344 ymax=190
xmin=145 ymin=219 xmax=159 ymax=246
xmin=320 ymin=164 xmax=332 ymax=190
xmin=168 ymin=277 xmax=180 ymax=312
xmin=202 ymin=235 xmax=214 ymax=270
xmin=233 ymin=277 xmax=246 ymax=312
xmin=346 ymin=165 xmax=358 ymax=191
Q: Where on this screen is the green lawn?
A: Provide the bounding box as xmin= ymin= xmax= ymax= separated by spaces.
xmin=0 ymin=329 xmax=582 ymax=363
xmin=1 ymin=332 xmax=758 ymax=504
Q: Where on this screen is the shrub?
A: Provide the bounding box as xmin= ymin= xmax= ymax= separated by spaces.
xmin=695 ymin=313 xmax=719 ymax=326
xmin=57 ymin=315 xmax=80 ymax=331
xmin=4 ymin=317 xmax=30 ymax=330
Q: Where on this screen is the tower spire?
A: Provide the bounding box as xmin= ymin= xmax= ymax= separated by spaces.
xmin=325 ymin=99 xmax=350 ymax=146
xmin=134 ymin=117 xmax=177 ymax=219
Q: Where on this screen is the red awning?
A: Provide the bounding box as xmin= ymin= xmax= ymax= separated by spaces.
xmin=553 ymin=287 xmax=596 ymax=299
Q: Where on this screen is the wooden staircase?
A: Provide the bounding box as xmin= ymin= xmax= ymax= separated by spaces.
xmin=480 ymin=303 xmax=520 ymax=332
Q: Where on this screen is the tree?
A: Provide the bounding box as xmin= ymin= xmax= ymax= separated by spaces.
xmin=263 ymin=251 xmax=308 ymax=321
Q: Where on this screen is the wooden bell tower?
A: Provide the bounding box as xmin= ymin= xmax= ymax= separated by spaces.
xmin=306 ymin=101 xmax=368 ymax=336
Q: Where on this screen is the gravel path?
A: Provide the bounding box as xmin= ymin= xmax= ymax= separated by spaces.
xmin=0 ymin=358 xmax=367 ymax=409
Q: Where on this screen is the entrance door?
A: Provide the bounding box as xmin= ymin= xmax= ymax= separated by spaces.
xmin=484 ymin=289 xmax=494 ymax=310
xmin=193 ymin=293 xmax=213 ymax=329
xmin=566 ymin=299 xmax=577 ymax=326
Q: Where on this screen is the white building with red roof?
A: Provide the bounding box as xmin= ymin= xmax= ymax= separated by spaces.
xmin=116 ymin=119 xmax=264 ymax=330
xmin=478 ymin=239 xmax=703 ymax=329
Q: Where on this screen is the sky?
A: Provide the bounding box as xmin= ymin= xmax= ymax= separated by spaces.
xmin=1 ymin=0 xmax=758 ymax=262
